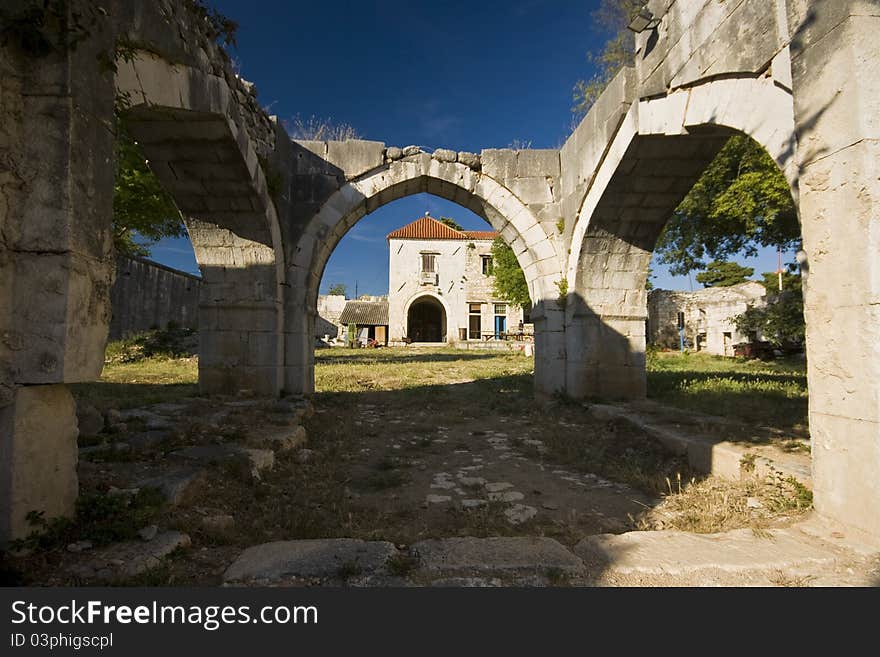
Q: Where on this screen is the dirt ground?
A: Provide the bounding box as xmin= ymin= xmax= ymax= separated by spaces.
xmin=4 ymin=348 xmax=821 ymax=586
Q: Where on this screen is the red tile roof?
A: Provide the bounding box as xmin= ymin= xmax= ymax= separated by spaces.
xmin=386 ymin=216 xmax=498 ymax=241
xmin=462 ymin=231 xmax=498 ymax=240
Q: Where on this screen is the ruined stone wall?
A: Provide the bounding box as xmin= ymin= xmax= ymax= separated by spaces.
xmin=109 ymin=256 xmax=201 ymax=340
xmin=647 ymin=282 xmax=766 ymax=355
xmin=316 ymin=294 xmax=346 ymax=339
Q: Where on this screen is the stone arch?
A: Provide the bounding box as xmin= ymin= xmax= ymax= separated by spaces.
xmin=284 ymin=157 xmax=560 ymax=394
xmin=565 ymin=75 xmax=798 ymax=399
xmin=116 ymin=52 xmax=287 ymax=395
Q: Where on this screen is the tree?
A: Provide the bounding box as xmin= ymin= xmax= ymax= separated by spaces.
xmin=654 ymin=136 xmax=799 ymax=276
xmin=113 ymin=119 xmax=185 ymax=257
xmin=490 ymin=237 xmax=531 ymax=309
xmin=572 ymin=0 xmax=641 ymax=116
xmin=286 ymin=114 xmax=360 ymax=141
xmin=573 ymin=4 xmax=800 ymax=276
xmin=327 ymin=283 xmax=347 ymax=297
xmin=735 ymin=268 xmax=804 ymax=347
xmin=439 ymin=217 xmax=463 ymax=231
xmin=759 ymin=268 xmax=801 ymax=294
xmin=695 ymin=261 xmax=754 ymax=288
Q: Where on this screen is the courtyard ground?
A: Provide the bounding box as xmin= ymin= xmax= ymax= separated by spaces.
xmin=4 ymin=341 xmax=876 ymax=586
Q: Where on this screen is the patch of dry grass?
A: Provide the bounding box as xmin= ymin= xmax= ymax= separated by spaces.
xmin=635 ymin=469 xmax=813 ymax=534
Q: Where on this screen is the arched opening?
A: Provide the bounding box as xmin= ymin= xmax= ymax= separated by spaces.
xmin=566 ymin=79 xmax=810 ymax=487
xmin=407 ymin=295 xmax=447 ymax=343
xmin=287 ymin=156 xmax=559 ymax=396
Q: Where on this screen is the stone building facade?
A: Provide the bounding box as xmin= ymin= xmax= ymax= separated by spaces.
xmin=647 ymin=282 xmax=766 ymax=355
xmin=386 ymin=215 xmax=526 ymax=344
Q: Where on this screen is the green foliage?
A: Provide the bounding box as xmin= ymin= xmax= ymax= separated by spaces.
xmin=555 ymin=278 xmax=569 ymax=309
xmin=734 ymin=291 xmax=805 ymax=348
xmin=695 ymin=260 xmax=755 ymax=287
xmin=114 ymin=118 xmax=185 ymax=257
xmin=490 ymin=237 xmax=531 ymax=309
xmin=555 ymin=217 xmax=565 ymax=235
xmin=655 ymin=136 xmax=799 ymax=276
xmin=346 ymin=322 xmax=357 ymax=348
xmin=184 ymin=0 xmax=239 ymax=48
xmin=328 ymin=283 xmax=347 ymax=296
xmin=759 ymin=268 xmax=801 ymax=294
xmin=572 ymin=0 xmax=642 ymax=116
xmin=104 ymin=326 xmax=197 ymax=364
xmin=10 ymin=488 xmax=165 ymax=553
xmin=439 ymin=217 xmax=464 ymax=231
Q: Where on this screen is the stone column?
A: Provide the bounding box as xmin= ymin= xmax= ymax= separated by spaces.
xmin=187 ymin=223 xmax=284 ymax=398
xmin=0 ymin=6 xmax=115 ymax=541
xmin=788 ymin=0 xmax=880 ymax=540
xmin=532 ymin=302 xmax=567 ymax=397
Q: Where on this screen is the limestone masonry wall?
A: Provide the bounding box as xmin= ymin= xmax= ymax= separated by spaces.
xmin=109 ymin=256 xmax=201 ymax=340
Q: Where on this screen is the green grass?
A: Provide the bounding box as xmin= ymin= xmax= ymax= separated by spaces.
xmin=646 ymin=351 xmax=808 ymax=435
xmin=70 ymin=356 xmax=198 ymax=410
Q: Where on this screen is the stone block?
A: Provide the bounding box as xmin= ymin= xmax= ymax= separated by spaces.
xmin=480 ymin=149 xmax=517 ymax=180
xmin=432 ymin=148 xmax=456 ymax=162
xmin=224 ymin=538 xmax=398 ymax=583
xmin=0 ymin=385 xmax=78 ymax=542
xmin=515 ymin=149 xmax=560 ymax=179
xmin=326 ymin=140 xmax=386 ymax=179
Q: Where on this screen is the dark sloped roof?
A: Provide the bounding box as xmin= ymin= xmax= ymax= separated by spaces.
xmin=386 ymin=215 xmax=498 ymax=241
xmin=338 ymin=300 xmax=389 ymax=326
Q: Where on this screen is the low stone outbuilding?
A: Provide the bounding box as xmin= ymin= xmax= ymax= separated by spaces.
xmin=338 ymin=299 xmax=389 ymax=346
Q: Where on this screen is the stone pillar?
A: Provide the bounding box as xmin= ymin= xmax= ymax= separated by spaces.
xmin=0 ymin=386 xmax=79 ymax=541
xmin=564 ymin=309 xmax=647 ymax=400
xmin=282 ymin=286 xmax=316 ymax=396
xmin=532 ymin=302 xmax=567 ymax=397
xmin=0 ymin=4 xmax=115 ymax=541
xmin=789 ymin=0 xmax=880 ymax=540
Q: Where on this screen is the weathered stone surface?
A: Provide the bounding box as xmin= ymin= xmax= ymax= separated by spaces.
xmin=412 ymin=537 xmax=583 ymax=576
xmin=76 ymin=403 xmax=104 ymax=437
xmin=67 ymin=531 xmax=191 ymax=582
xmin=574 ymin=528 xmax=843 ymax=579
xmin=432 ymin=148 xmax=456 ymax=162
xmin=267 ymin=424 xmax=307 ymax=451
xmin=0 ymin=385 xmax=78 ymax=541
xmin=402 ymin=145 xmax=421 ymax=156
xmin=457 ymin=151 xmax=480 ymax=169
xmin=223 ymin=539 xmax=398 ymax=583
xmin=386 ymin=146 xmax=403 ymax=160
xmin=137 ymin=467 xmax=206 ymax=505
xmin=170 ymin=445 xmax=274 ymax=477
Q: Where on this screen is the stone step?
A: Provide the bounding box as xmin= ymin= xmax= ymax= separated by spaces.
xmin=67 ymin=531 xmax=191 ymax=582
xmin=224 ymin=539 xmax=398 ymax=584
xmin=411 ymin=537 xmax=583 ymax=578
xmin=574 ymin=527 xmax=855 ymax=585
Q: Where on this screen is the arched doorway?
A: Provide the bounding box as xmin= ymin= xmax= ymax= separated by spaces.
xmin=407 ymin=296 xmax=446 ymax=343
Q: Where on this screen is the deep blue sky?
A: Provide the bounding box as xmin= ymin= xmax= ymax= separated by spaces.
xmin=148 ymin=0 xmax=782 ymax=294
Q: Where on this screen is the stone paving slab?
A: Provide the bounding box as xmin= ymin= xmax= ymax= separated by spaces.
xmin=67 ymin=531 xmax=191 ymax=582
xmin=137 ymin=467 xmax=206 ymax=505
xmin=574 ymin=527 xmax=842 ymax=578
xmin=224 ymin=539 xmax=398 ymax=584
xmin=412 ymin=537 xmax=583 ymax=577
